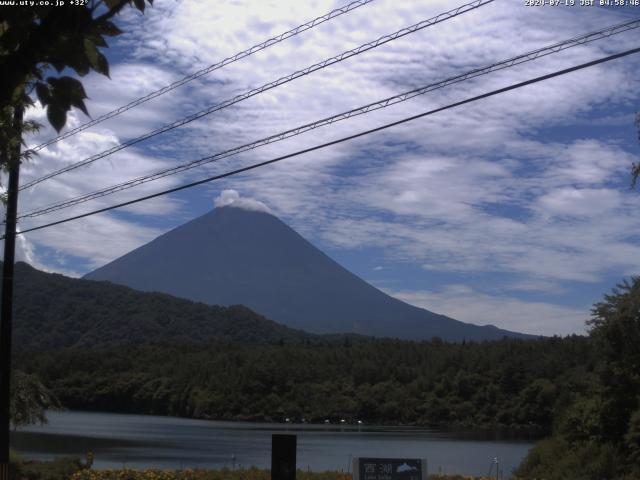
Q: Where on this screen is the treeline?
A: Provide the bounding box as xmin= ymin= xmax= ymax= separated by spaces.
xmin=17 ymin=336 xmax=592 ymax=431
xmin=514 ymin=278 xmax=640 ymax=480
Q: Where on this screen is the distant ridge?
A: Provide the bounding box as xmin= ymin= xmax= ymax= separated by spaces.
xmin=85 ymin=206 xmax=533 ymax=341
xmin=10 ymin=261 xmax=319 ymax=350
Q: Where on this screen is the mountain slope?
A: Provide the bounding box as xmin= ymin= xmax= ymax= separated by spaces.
xmin=10 ymin=261 xmax=317 ymax=350
xmin=85 ymin=206 xmax=532 ymax=341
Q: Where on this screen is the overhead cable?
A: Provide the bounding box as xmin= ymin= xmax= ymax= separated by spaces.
xmin=9 ymin=45 xmax=640 ymax=239
xmin=31 ymin=0 xmax=377 ymax=152
xmin=21 ymin=0 xmax=494 ymax=191
xmin=18 ymin=17 xmax=640 ymax=219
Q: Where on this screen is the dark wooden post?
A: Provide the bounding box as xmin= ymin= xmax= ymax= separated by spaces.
xmin=271 ymin=434 xmax=296 ymax=480
xmin=0 ymin=104 xmax=23 ymax=480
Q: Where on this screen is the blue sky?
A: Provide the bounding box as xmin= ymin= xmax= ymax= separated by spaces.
xmin=4 ymin=0 xmax=640 ymax=336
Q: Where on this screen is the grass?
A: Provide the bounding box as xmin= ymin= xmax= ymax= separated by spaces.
xmin=9 ymin=455 xmax=496 ymax=480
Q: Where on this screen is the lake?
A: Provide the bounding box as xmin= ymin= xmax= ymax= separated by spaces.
xmin=11 ymin=411 xmax=535 ymax=478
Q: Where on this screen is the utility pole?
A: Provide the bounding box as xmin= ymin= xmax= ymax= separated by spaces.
xmin=0 ymin=104 xmax=24 ymax=480
xmin=489 ymin=457 xmax=499 ymax=480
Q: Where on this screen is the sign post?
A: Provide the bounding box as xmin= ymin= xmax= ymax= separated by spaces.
xmin=353 ymin=457 xmax=427 ymax=480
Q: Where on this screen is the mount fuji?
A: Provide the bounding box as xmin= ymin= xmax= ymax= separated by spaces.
xmin=85 ymin=205 xmax=532 ymax=341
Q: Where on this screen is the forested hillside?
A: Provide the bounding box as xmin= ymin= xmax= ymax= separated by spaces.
xmin=11 ymin=262 xmax=319 ymax=349
xmin=16 ymin=336 xmax=591 ymax=431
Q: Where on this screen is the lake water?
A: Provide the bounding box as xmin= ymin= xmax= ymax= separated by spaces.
xmin=11 ymin=411 xmax=535 ymax=478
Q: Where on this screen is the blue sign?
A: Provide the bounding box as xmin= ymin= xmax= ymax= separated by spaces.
xmin=354 ymin=457 xmax=427 ymax=480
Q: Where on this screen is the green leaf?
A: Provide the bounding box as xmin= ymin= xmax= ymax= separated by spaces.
xmin=87 ymin=33 xmax=108 ymax=48
xmin=96 ymin=20 xmax=123 ymax=37
xmin=84 ymin=38 xmax=100 ymax=69
xmin=71 ymin=97 xmax=89 ymax=117
xmin=83 ymin=37 xmax=109 ymax=77
xmin=132 ymin=0 xmax=145 ymax=12
xmin=20 ymin=91 xmax=35 ymax=107
xmin=46 ymin=76 xmax=90 ymax=122
xmin=47 ymin=104 xmax=67 ymax=133
xmin=34 ymin=82 xmax=51 ymax=106
xmin=52 ymin=76 xmax=87 ymax=99
xmin=95 ymin=52 xmax=109 ymax=77
xmin=66 ymin=51 xmax=91 ymax=76
xmin=46 ymin=76 xmax=60 ymax=88
xmin=51 ymin=60 xmax=65 ymax=73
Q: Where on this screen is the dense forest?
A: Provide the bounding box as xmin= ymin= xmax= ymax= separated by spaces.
xmin=16 ymin=336 xmax=592 ymax=432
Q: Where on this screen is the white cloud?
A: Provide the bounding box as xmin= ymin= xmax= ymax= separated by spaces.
xmin=12 ymin=95 xmax=186 ymax=272
xmin=537 ymin=188 xmax=622 ymax=218
xmin=213 ymin=189 xmax=272 ymax=214
xmin=389 ymin=285 xmax=589 ymax=336
xmin=15 ymin=229 xmax=37 ymax=266
xmin=543 ymin=139 xmax=634 ymax=187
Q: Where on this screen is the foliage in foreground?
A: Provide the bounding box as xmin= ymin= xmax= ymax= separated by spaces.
xmin=0 ymin=0 xmax=153 ymax=133
xmin=9 ymin=454 xmax=500 ymax=480
xmin=70 ymin=468 xmax=348 ymax=480
xmin=515 ymin=278 xmax=640 ymax=480
xmin=8 ymin=458 xmax=493 ymax=480
xmin=9 ymin=455 xmax=86 ymax=480
xmin=10 ymin=370 xmax=59 ymax=429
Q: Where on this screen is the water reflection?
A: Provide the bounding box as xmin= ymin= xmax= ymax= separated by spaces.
xmin=11 ymin=411 xmax=534 ymax=478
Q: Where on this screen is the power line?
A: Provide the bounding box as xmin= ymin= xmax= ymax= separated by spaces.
xmin=31 ymin=0 xmax=377 ymax=152
xmin=8 ymin=45 xmax=640 ymax=239
xmin=20 ymin=0 xmax=494 ymax=191
xmin=20 ymin=16 xmax=639 ymax=218
xmin=19 ymin=17 xmax=640 ymax=220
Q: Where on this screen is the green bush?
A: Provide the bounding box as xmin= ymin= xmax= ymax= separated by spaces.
xmin=10 ymin=456 xmax=86 ymax=480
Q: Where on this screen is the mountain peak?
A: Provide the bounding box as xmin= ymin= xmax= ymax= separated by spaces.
xmin=85 ymin=207 xmax=533 ymax=341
